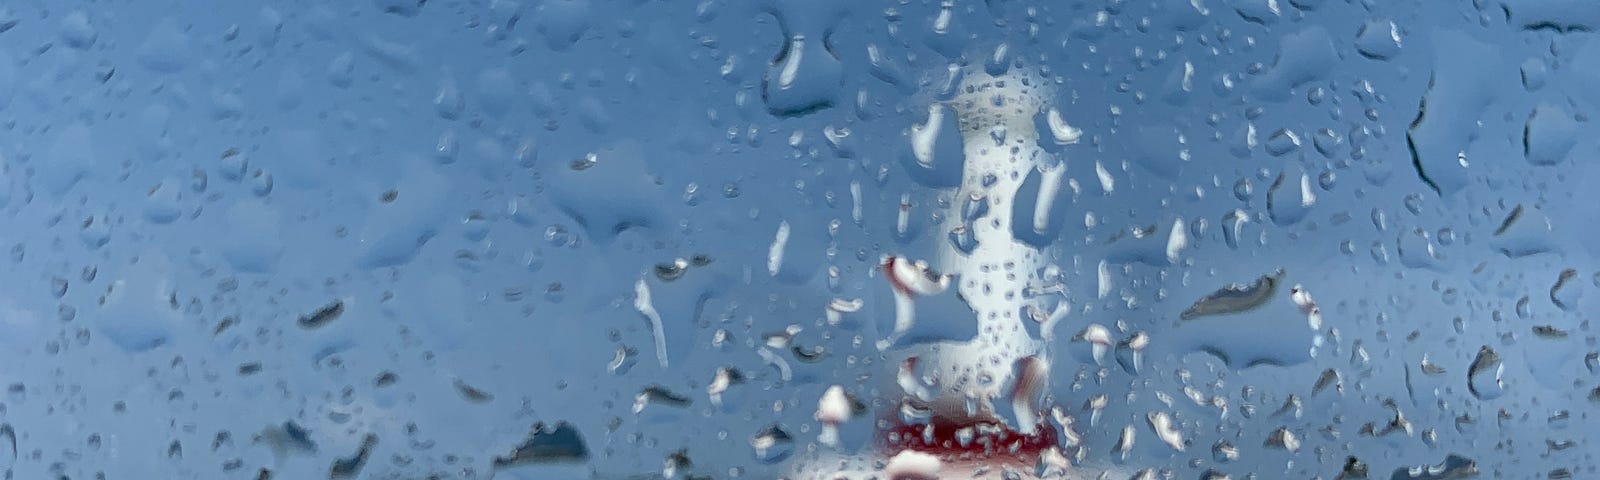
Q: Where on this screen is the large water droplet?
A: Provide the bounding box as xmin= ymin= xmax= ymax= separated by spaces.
xmin=900 ymin=104 xmax=966 ymax=188
xmin=763 ymin=34 xmax=842 ymax=116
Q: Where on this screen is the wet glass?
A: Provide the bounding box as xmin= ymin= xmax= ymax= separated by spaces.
xmin=0 ymin=0 xmax=1592 ymax=478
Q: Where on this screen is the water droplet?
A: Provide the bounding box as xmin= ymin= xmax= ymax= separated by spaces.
xmin=533 ymin=0 xmax=591 ymax=50
xmin=1355 ymin=19 xmax=1402 ymax=60
xmin=1491 ymin=204 xmax=1556 ymax=258
xmin=1233 ymin=178 xmax=1253 ymax=201
xmin=1551 ymin=269 xmax=1582 ymax=311
xmin=492 ymin=422 xmax=590 ymax=472
xmin=1146 ymin=411 xmax=1185 ymax=451
xmin=1524 ymin=102 xmax=1579 ymax=166
xmin=60 ymin=11 xmax=98 ymax=49
xmin=1212 ymin=440 xmax=1239 ymax=463
xmin=1267 ymin=165 xmax=1316 ymax=225
xmin=1264 ymin=129 xmax=1301 ymax=156
xmin=947 ymin=224 xmax=977 ymax=254
xmin=1181 ymin=271 xmax=1281 ymax=320
xmin=901 ymin=104 xmax=966 ymax=188
xmin=1391 ymin=454 xmax=1478 ymax=479
xmin=1522 ymin=58 xmax=1549 ymax=91
xmin=1467 ymin=346 xmax=1505 ymax=400
xmin=749 ymin=424 xmax=793 ymax=464
xmin=326 ymin=52 xmax=354 ymax=88
xmin=763 ymin=34 xmax=842 ymax=116
xmin=434 ymin=78 xmax=464 ymax=120
xmin=1251 ymin=26 xmax=1337 ymax=101
xmin=1034 ymin=106 xmax=1083 ymax=151
xmin=328 ymin=434 xmax=378 ymax=479
xmin=1263 ymin=427 xmax=1300 ymax=452
xmin=137 ymin=19 xmax=193 ymax=73
xmin=985 ymin=43 xmax=1012 ymax=76
xmin=1397 ymin=229 xmax=1440 ymax=269
xmin=1407 ymin=30 xmax=1509 ymax=195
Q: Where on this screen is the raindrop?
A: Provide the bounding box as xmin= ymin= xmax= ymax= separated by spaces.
xmin=1467 ymin=346 xmax=1505 ymax=400
xmin=1264 ymin=427 xmax=1300 ymax=452
xmin=1181 ymin=271 xmax=1282 ymax=320
xmin=1551 ymin=269 xmax=1581 ymax=311
xmin=492 ymin=422 xmax=589 ymax=470
xmin=1233 ymin=178 xmax=1253 ymax=201
xmin=749 ymin=424 xmax=794 ymax=464
xmin=1355 ymin=19 xmax=1402 ymax=59
xmin=947 ymin=225 xmax=977 ymax=254
xmin=1264 ymin=129 xmax=1301 ymax=156
xmin=1212 ymin=440 xmax=1238 ymax=463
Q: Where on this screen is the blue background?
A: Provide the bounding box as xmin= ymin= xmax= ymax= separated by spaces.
xmin=0 ymin=0 xmax=1594 ymax=478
